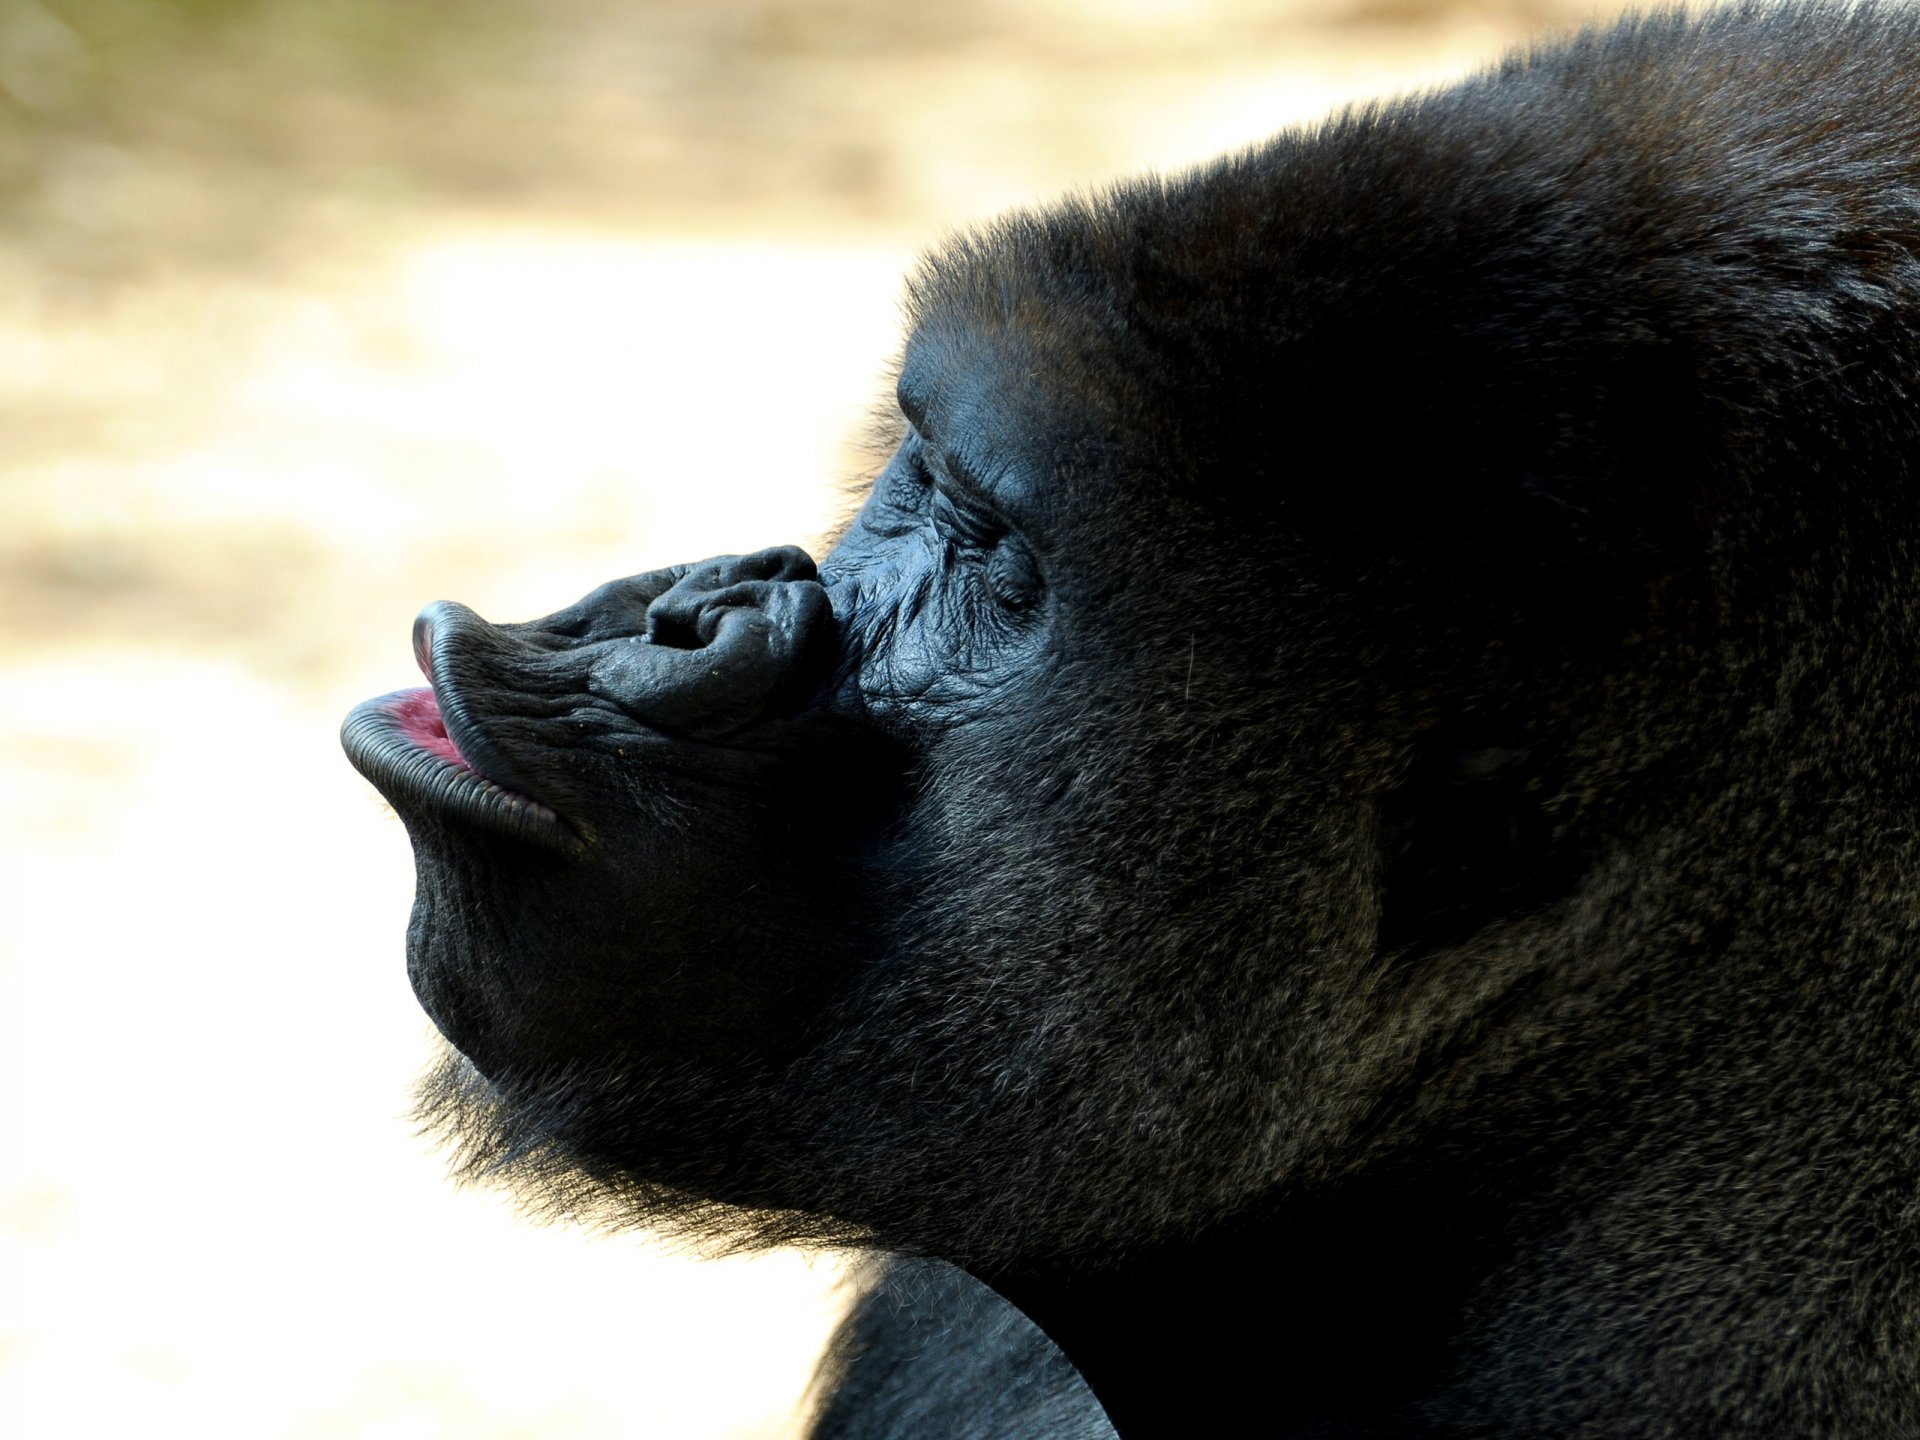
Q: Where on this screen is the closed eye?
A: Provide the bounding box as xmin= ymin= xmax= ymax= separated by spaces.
xmin=930 ymin=486 xmax=1004 ymax=551
xmin=882 ymin=433 xmax=934 ymax=512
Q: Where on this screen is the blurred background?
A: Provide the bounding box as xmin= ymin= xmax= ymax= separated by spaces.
xmin=0 ymin=2 xmax=1624 ymax=1436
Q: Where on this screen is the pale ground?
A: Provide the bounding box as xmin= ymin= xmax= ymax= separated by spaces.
xmin=0 ymin=3 xmax=1617 ymax=1436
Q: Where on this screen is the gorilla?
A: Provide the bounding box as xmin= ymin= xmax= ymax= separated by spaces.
xmin=343 ymin=4 xmax=1920 ymax=1434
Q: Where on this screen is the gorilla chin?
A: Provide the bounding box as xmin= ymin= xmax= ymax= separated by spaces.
xmin=345 ymin=5 xmax=1920 ymax=1436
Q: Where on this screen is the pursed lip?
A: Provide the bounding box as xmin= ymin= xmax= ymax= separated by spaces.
xmin=341 ymin=613 xmax=575 ymax=850
xmin=412 ymin=601 xmax=555 ymax=804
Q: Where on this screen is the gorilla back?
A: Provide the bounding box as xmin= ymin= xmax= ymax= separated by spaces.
xmin=343 ymin=5 xmax=1920 ymax=1434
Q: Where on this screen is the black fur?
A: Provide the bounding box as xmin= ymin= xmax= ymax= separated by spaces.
xmin=344 ymin=4 xmax=1920 ymax=1434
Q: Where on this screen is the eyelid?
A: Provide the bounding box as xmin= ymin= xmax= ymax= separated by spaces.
xmin=922 ymin=440 xmax=993 ymax=506
xmin=930 ymin=484 xmax=1003 ymax=548
xmin=906 ymin=430 xmax=1007 ymax=536
xmin=907 ymin=439 xmax=938 ymax=491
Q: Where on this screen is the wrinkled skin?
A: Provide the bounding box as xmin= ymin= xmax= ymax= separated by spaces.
xmin=345 ymin=6 xmax=1920 ymax=1436
xmin=367 ymin=547 xmax=863 ymax=1073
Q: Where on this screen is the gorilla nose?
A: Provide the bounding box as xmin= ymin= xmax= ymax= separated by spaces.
xmin=589 ymin=546 xmax=836 ymax=735
xmin=643 ymin=546 xmax=820 ymax=651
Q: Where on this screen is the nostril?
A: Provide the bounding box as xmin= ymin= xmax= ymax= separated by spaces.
xmin=645 ymin=609 xmax=706 ymax=650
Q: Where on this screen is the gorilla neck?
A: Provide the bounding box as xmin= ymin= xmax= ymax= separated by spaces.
xmin=988 ymin=767 xmax=1920 ymax=1437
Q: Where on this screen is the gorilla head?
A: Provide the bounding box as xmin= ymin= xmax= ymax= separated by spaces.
xmin=345 ymin=6 xmax=1920 ymax=1433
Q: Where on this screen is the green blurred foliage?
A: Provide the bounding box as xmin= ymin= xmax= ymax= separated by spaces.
xmin=21 ymin=0 xmax=503 ymax=109
xmin=0 ymin=0 xmax=533 ymax=276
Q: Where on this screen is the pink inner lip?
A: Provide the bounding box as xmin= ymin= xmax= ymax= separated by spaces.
xmin=390 ymin=687 xmax=472 ymax=770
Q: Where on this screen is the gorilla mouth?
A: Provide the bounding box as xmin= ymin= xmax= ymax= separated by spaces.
xmin=340 ymin=684 xmax=572 ymax=849
xmin=391 ymin=686 xmax=468 ymax=768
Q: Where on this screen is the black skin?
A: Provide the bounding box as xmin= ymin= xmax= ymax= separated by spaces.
xmin=344 ymin=4 xmax=1920 ymax=1434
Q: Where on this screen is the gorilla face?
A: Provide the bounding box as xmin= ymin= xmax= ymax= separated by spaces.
xmin=344 ymin=224 xmax=1448 ymax=1260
